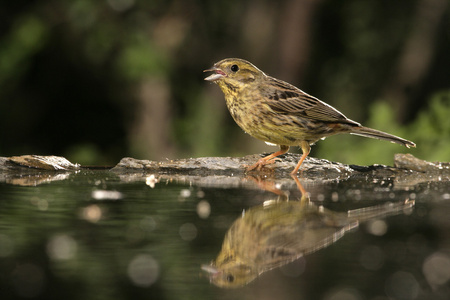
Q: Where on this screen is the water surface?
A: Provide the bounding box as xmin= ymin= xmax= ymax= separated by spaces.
xmin=0 ymin=169 xmax=449 ymax=300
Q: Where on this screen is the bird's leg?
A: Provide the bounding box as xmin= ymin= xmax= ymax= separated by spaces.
xmin=245 ymin=175 xmax=289 ymax=199
xmin=290 ymin=141 xmax=311 ymax=175
xmin=290 ymin=174 xmax=310 ymax=206
xmin=246 ymin=145 xmax=289 ymax=171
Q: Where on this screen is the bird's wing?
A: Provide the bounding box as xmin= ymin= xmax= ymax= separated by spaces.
xmin=261 ymin=77 xmax=358 ymax=125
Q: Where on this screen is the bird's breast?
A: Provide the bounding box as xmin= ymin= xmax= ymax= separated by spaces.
xmin=224 ymin=91 xmax=261 ymax=131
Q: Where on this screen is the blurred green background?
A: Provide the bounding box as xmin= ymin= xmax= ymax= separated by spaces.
xmin=1 ymin=0 xmax=449 ymax=166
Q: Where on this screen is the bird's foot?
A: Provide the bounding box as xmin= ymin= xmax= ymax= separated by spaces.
xmin=245 ymin=157 xmax=281 ymax=172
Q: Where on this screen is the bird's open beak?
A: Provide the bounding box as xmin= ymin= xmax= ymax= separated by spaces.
xmin=203 ymin=67 xmax=226 ymax=81
xmin=201 ymin=264 xmax=220 ymax=278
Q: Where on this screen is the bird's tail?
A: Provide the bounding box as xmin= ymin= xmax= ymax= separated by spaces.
xmin=347 ymin=199 xmax=415 ymax=224
xmin=350 ymin=126 xmax=416 ymax=148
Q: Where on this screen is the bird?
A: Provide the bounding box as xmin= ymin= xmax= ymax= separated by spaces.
xmin=204 ymin=58 xmax=416 ymax=175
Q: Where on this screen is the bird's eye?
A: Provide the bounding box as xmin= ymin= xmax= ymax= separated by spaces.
xmin=230 ymin=64 xmax=239 ymax=72
xmin=226 ymin=274 xmax=234 ymax=282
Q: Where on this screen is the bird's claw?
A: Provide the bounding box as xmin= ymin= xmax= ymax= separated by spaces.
xmin=245 ymin=157 xmax=281 ymax=172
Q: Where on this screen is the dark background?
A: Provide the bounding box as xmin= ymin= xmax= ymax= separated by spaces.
xmin=1 ymin=0 xmax=449 ymax=166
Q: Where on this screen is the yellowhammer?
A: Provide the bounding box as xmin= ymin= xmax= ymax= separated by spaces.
xmin=204 ymin=58 xmax=415 ymax=174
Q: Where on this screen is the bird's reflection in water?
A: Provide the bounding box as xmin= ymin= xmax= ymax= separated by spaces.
xmin=202 ymin=176 xmax=414 ymax=288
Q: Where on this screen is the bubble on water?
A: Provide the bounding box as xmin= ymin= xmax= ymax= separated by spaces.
xmin=140 ymin=216 xmax=157 ymax=232
xmin=422 ymin=252 xmax=450 ymax=287
xmin=81 ymin=204 xmax=102 ymax=223
xmin=179 ymin=223 xmax=197 ymax=241
xmin=37 ymin=199 xmax=49 ymax=211
xmin=197 ymin=200 xmax=211 ymax=219
xmin=127 ymin=254 xmax=159 ymax=287
xmin=30 ymin=196 xmax=49 ymax=211
xmin=180 ymin=189 xmax=191 ymax=198
xmin=91 ymin=190 xmax=123 ymax=200
xmin=366 ymin=220 xmax=388 ymax=236
xmin=385 ymin=271 xmax=419 ymax=300
xmin=331 ymin=192 xmax=339 ymax=202
xmin=47 ymin=234 xmax=77 ymax=260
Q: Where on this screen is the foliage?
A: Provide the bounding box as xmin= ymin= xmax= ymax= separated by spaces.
xmin=0 ymin=0 xmax=448 ymax=165
xmin=409 ymin=90 xmax=450 ymax=162
xmin=315 ymin=91 xmax=450 ymax=165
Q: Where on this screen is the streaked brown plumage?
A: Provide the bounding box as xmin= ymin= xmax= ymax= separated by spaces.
xmin=204 ymin=58 xmax=416 ymax=174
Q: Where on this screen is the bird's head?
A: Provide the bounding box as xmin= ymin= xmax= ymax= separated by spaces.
xmin=201 ymin=260 xmax=257 ymax=288
xmin=204 ymin=58 xmax=265 ymax=89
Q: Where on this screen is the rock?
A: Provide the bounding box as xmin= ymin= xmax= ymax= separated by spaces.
xmin=110 ymin=153 xmax=354 ymax=179
xmin=0 ymin=155 xmax=80 ymax=171
xmin=110 ymin=153 xmax=449 ymax=190
xmin=0 ymin=153 xmax=447 ymax=189
xmin=111 ymin=156 xmax=244 ymax=174
xmin=0 ymin=155 xmax=80 ymax=186
xmin=394 ymin=153 xmax=450 ymax=172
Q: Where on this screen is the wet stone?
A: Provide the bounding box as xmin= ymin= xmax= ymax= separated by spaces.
xmin=111 ymin=153 xmax=355 ymax=179
xmin=0 ymin=155 xmax=80 ymax=171
xmin=394 ymin=153 xmax=450 ymax=173
xmin=0 ymin=153 xmax=448 ymax=188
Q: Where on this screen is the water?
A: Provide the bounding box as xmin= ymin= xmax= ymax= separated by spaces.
xmin=0 ymin=169 xmax=449 ymax=300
